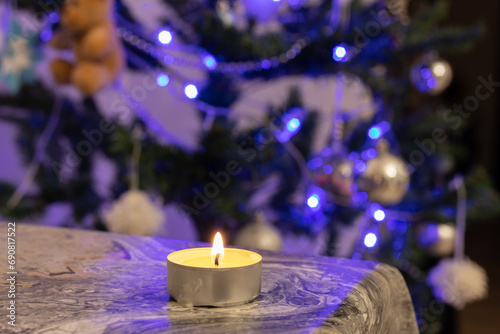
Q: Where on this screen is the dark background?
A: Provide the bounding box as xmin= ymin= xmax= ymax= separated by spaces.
xmin=448 ymin=0 xmax=499 ymax=185
xmin=447 ymin=0 xmax=499 ymax=332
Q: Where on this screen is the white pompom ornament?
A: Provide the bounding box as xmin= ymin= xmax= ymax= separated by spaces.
xmin=104 ymin=190 xmax=165 ymax=236
xmin=427 ymin=258 xmax=488 ymax=310
xmin=104 ymin=127 xmax=164 ymax=236
xmin=416 ymin=222 xmax=455 ymax=257
xmin=235 ymin=213 xmax=283 ymax=251
xmin=427 ymin=175 xmax=488 ymax=309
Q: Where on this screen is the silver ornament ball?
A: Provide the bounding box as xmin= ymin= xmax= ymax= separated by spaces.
xmin=357 ymin=142 xmax=410 ymax=205
xmin=416 ymin=222 xmax=455 ymax=257
xmin=235 ymin=214 xmax=283 ymax=251
xmin=411 ymin=56 xmax=453 ymax=95
xmin=313 ymin=152 xmax=355 ymax=206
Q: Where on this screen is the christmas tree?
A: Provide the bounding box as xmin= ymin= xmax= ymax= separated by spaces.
xmin=0 ymin=1 xmax=498 ymax=332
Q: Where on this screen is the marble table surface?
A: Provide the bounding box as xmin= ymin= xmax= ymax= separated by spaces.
xmin=0 ymin=224 xmax=418 ymax=334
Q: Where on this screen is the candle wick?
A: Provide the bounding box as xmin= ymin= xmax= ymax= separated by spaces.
xmin=215 ymin=253 xmax=220 ymax=267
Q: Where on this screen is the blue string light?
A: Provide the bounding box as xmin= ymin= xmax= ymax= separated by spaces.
xmin=287 ymin=118 xmax=300 ymax=131
xmin=349 ymin=152 xmax=359 ymax=161
xmin=332 ymin=45 xmax=348 ymax=62
xmin=427 ymin=77 xmax=438 ymax=89
xmin=323 ymin=164 xmax=333 ymax=174
xmin=184 ymin=84 xmax=198 ymax=99
xmin=307 ymin=194 xmax=320 ymax=208
xmin=354 ymin=160 xmax=367 ymax=173
xmin=393 ymin=238 xmax=405 ymax=251
xmin=368 ymin=126 xmax=382 ymax=139
xmin=368 ymin=121 xmax=391 ymax=140
xmin=117 ymin=22 xmax=308 ymax=75
xmin=361 ymin=148 xmax=377 ymax=160
xmin=373 ymin=209 xmax=386 ymax=221
xmin=275 ymin=108 xmax=304 ymax=143
xmin=352 ymin=191 xmax=368 ymax=203
xmin=420 ymin=68 xmax=432 ymax=79
xmin=307 ymin=157 xmax=323 ymax=170
xmin=40 ymin=28 xmax=53 ymax=42
xmin=202 ymin=54 xmax=217 ymax=70
xmin=163 ymin=55 xmax=174 ymax=64
xmin=48 ymin=12 xmax=60 ymax=23
xmin=418 ymin=223 xmax=439 ymax=246
xmin=156 ymin=74 xmax=169 ymax=87
xmin=364 ymin=233 xmax=378 ymax=248
xmin=261 ymin=59 xmax=271 ymax=70
xmin=158 ymin=30 xmax=172 ymax=44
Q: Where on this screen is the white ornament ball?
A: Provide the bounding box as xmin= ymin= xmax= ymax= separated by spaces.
xmin=416 ymin=222 xmax=455 ymax=257
xmin=235 ymin=214 xmax=283 ymax=251
xmin=357 ymin=142 xmax=410 ymax=205
xmin=428 ymin=258 xmax=488 ymax=310
xmin=104 ymin=190 xmax=165 ymax=236
xmin=410 ymin=57 xmax=453 ymax=95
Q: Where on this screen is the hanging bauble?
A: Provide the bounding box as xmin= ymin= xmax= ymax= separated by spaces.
xmin=427 ymin=175 xmax=488 ymax=310
xmin=357 ymin=140 xmax=410 ymax=205
xmin=415 ymin=222 xmax=455 ymax=257
xmin=235 ymin=213 xmax=283 ymax=251
xmin=311 ymin=149 xmax=356 ymax=206
xmin=428 ymin=258 xmax=488 ymax=310
xmin=410 ymin=56 xmax=453 ymax=95
xmin=104 ymin=190 xmax=165 ymax=236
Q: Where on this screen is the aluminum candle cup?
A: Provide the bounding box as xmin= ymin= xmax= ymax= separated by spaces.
xmin=167 ymin=248 xmax=262 ymax=307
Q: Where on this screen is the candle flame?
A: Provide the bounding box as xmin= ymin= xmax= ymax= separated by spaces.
xmin=211 ymin=232 xmax=224 ymax=266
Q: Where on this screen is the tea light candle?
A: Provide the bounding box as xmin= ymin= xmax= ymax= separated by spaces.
xmin=167 ymin=232 xmax=262 ymax=307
